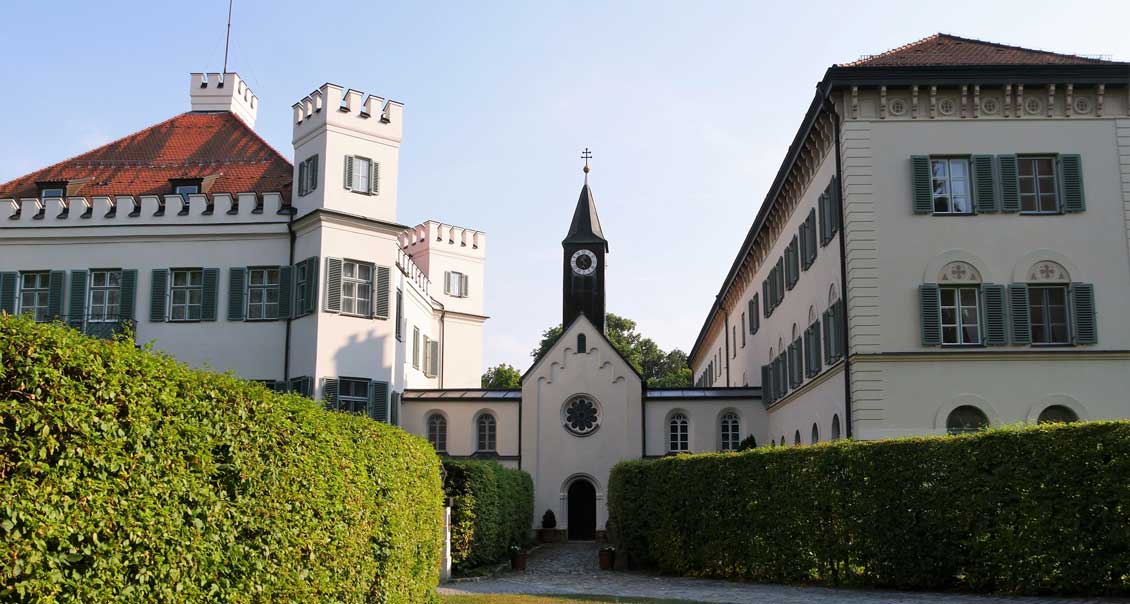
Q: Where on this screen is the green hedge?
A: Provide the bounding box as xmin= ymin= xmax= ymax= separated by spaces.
xmin=442 ymin=460 xmax=533 ymax=572
xmin=608 ymin=422 xmax=1130 ymax=595
xmin=0 ymin=315 xmax=444 ymax=603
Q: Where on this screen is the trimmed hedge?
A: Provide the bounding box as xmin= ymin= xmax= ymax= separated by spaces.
xmin=608 ymin=422 xmax=1130 ymax=595
xmin=442 ymin=460 xmax=533 ymax=572
xmin=0 ymin=315 xmax=444 ymax=603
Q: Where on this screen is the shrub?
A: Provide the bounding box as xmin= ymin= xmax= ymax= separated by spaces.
xmin=737 ymin=435 xmax=757 ymax=451
xmin=541 ymin=509 xmax=557 ymax=529
xmin=608 ymin=422 xmax=1130 ymax=595
xmin=0 ymin=315 xmax=444 ymax=603
xmin=442 ymin=460 xmax=533 ymax=572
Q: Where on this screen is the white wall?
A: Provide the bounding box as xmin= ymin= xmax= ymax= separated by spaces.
xmin=643 ymin=397 xmax=767 ymax=456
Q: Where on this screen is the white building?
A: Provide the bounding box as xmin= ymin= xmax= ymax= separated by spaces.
xmin=689 ymin=34 xmax=1130 ymax=445
xmin=0 ymin=72 xmax=489 ymax=421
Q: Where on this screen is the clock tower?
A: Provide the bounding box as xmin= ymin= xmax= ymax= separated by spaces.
xmin=562 ymin=156 xmax=608 ymax=333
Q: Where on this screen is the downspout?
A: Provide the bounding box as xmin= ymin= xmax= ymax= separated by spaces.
xmin=723 ymin=314 xmax=731 ymax=386
xmin=283 ymin=206 xmax=296 ymax=383
xmin=826 ymin=96 xmax=854 ymax=439
xmin=438 ymin=304 xmax=446 ymax=389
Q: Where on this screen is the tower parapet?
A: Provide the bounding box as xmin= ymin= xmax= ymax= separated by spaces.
xmin=399 ymin=221 xmax=486 ymax=316
xmin=190 ymin=73 xmax=258 ymax=128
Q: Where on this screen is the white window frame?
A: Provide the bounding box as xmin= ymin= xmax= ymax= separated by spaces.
xmin=169 ymin=268 xmax=203 ymax=322
xmin=88 ymin=269 xmax=122 ymax=322
xmin=445 ymin=271 xmax=467 ymax=298
xmin=1028 ymin=285 xmax=1071 ymax=345
xmin=295 ymin=261 xmax=310 ymax=314
xmin=353 ymin=156 xmax=372 ymax=194
xmin=246 ymin=267 xmax=281 ymax=320
xmin=18 ymin=271 xmax=50 ymax=321
xmin=340 ymin=260 xmax=373 ymax=317
xmin=299 ymin=155 xmax=318 ymax=197
xmin=940 ymin=286 xmax=981 ymax=346
xmin=1018 ymin=156 xmax=1060 ymax=215
xmin=412 ymin=326 xmax=420 ymax=369
xmin=720 ymin=413 xmax=740 ymax=452
xmin=930 ymin=157 xmax=973 ymax=215
xmin=668 ymin=412 xmax=689 ymax=453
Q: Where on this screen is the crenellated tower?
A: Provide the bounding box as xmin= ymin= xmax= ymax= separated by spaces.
xmin=291 ymin=83 xmax=403 ymax=222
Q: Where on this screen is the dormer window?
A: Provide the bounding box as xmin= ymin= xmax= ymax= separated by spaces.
xmin=175 ymin=184 xmax=200 ymax=200
xmin=40 ymin=187 xmax=65 ymax=199
xmin=170 ymin=179 xmax=203 ymax=215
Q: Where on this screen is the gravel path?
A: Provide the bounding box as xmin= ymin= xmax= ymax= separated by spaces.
xmin=438 ymin=542 xmax=1124 ymax=604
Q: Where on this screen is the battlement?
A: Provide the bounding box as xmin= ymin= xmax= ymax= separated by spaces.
xmin=398 ymin=220 xmax=486 ymax=257
xmin=292 ymin=83 xmax=403 ymax=144
xmin=2 ymin=193 xmax=291 ymax=228
xmin=190 ymin=73 xmax=258 ymax=128
xmin=396 ymin=247 xmax=431 ymax=297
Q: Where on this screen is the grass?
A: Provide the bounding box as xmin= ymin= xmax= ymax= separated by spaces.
xmin=438 ymin=594 xmax=711 ymax=604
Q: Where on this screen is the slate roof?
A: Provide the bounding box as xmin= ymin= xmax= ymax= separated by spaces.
xmin=0 ymin=111 xmax=293 ymax=200
xmin=562 ymin=183 xmax=608 ymax=250
xmin=840 ymin=33 xmax=1118 ymax=68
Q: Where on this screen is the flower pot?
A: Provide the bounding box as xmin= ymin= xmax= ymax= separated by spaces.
xmin=511 ymin=552 xmax=528 ymax=571
xmin=598 ymin=549 xmax=615 ymax=570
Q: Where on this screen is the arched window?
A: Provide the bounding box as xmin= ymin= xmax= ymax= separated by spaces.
xmin=427 ymin=413 xmax=447 ymax=452
xmin=936 ymin=261 xmax=983 ymax=345
xmin=476 ymin=414 xmax=497 ymax=451
xmin=793 ymin=430 xmax=801 ymax=446
xmin=1038 ymin=405 xmax=1079 ymax=424
xmin=811 ymin=423 xmax=819 ymax=444
xmin=831 ymin=414 xmax=841 ymax=440
xmin=719 ymin=412 xmax=740 ymax=451
xmin=1025 ymin=261 xmax=1073 ymax=345
xmin=668 ymin=413 xmax=689 ymax=453
xmin=946 ymin=405 xmax=989 ymax=435
xmin=577 ymin=333 xmax=587 ymax=353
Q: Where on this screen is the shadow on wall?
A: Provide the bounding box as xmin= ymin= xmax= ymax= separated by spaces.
xmin=330 ymin=328 xmax=393 ymax=382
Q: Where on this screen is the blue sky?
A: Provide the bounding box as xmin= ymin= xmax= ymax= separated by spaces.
xmin=3 ymin=0 xmax=1128 ymax=371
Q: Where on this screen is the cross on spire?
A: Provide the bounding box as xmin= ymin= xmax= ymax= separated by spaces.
xmin=581 ymin=147 xmax=592 ymax=183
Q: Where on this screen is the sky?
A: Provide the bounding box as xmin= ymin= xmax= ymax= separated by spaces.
xmin=3 ymin=0 xmax=1128 ymax=372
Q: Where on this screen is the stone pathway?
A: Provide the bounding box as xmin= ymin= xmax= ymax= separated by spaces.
xmin=438 ymin=542 xmax=1125 ymax=604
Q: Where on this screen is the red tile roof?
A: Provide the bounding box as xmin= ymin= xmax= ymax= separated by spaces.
xmin=0 ymin=111 xmax=292 ymax=200
xmin=840 ymin=34 xmax=1118 ymax=68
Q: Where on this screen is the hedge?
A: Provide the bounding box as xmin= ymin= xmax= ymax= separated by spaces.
xmin=442 ymin=460 xmax=533 ymax=572
xmin=608 ymin=422 xmax=1130 ymax=595
xmin=0 ymin=315 xmax=444 ymax=603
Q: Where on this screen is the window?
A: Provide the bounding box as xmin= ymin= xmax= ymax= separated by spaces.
xmin=18 ymin=272 xmax=50 ymax=321
xmin=427 ymin=414 xmax=448 ymax=452
xmin=174 ymin=184 xmax=199 ymax=200
xmin=831 ymin=414 xmax=841 ymax=440
xmin=946 ymin=405 xmax=989 ymax=435
xmin=341 ymin=260 xmax=372 ymax=316
xmin=246 ymin=267 xmax=280 ymax=320
xmin=337 ymin=378 xmax=369 ymax=414
xmin=732 ymin=326 xmax=737 ymax=358
xmin=750 ymin=295 xmax=760 ymax=334
xmin=940 ymin=286 xmax=980 ymax=345
xmin=88 ymin=270 xmax=122 ymax=322
xmin=720 ymin=413 xmax=740 ymax=452
xmin=445 ymin=271 xmax=468 ymax=298
xmin=356 ymin=157 xmax=371 ymax=192
xmin=345 ymin=155 xmax=378 ymax=194
xmin=1028 ymin=286 xmax=1069 ymax=344
xmin=1019 ymin=157 xmax=1059 ymax=214
xmin=476 ymin=414 xmax=497 ymax=452
xmin=295 ymin=259 xmax=312 ymax=316
xmin=298 ymin=154 xmax=318 ymax=196
xmin=931 ymin=158 xmax=973 ymax=214
xmin=170 ymin=269 xmax=203 ymax=321
xmin=577 ymin=333 xmax=587 ymax=353
xmin=413 ymin=327 xmax=420 ymax=369
xmin=40 ymin=187 xmax=65 ymax=198
xmin=1038 ymin=405 xmax=1078 ymax=424
xmin=740 ymin=313 xmax=746 ymax=347
xmin=668 ymin=413 xmax=689 ymax=453
xmin=811 ymin=423 xmax=819 ymax=444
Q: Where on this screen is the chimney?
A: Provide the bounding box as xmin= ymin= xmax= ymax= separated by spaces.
xmin=189 ymin=72 xmax=258 ymax=128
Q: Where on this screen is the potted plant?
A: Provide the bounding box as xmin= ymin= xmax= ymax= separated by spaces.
xmin=598 ymin=545 xmax=615 ymax=571
xmin=541 ymin=509 xmax=557 ymax=529
xmin=537 ymin=509 xmax=563 ymax=543
xmin=509 ymin=545 xmax=528 ymax=571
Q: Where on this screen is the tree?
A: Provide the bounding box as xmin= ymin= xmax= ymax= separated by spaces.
xmin=530 ymin=313 xmax=691 ymax=388
xmin=481 ymin=363 xmax=521 ymax=389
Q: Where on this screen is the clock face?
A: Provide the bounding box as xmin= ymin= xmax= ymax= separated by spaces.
xmin=570 ymin=249 xmax=597 ymax=276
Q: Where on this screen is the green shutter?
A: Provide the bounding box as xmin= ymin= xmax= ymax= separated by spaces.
xmin=981 ymin=283 xmax=1007 ymax=345
xmin=277 ymin=265 xmax=293 ymax=320
xmin=998 ymin=154 xmax=1021 ymax=212
xmin=310 ymin=155 xmax=318 ymax=191
xmin=371 ymin=161 xmax=380 ymax=195
xmin=201 ymin=268 xmax=219 ymax=322
xmin=119 ymin=270 xmax=137 ymax=320
xmin=761 ymin=281 xmax=770 ymax=317
xmin=343 ymin=156 xmax=354 ymax=190
xmin=228 ymin=268 xmax=246 ymax=321
xmin=429 ymin=340 xmax=440 ymax=378
xmin=0 ymin=272 xmax=17 ymax=314
xmin=150 ymin=269 xmax=168 ymax=322
xmin=834 ymin=301 xmax=846 ymax=359
xmin=373 ymin=265 xmax=391 ymax=319
xmin=304 ymin=257 xmax=318 ymax=315
xmin=46 ymin=270 xmax=65 ymax=321
xmin=972 ymin=154 xmax=998 ymax=213
xmin=919 ymin=284 xmax=941 ymax=346
xmin=911 ymin=155 xmax=933 ymax=214
xmin=1060 ymin=154 xmax=1085 ymax=212
xmin=68 ymin=270 xmax=88 ymax=329
xmin=761 ymin=365 xmax=771 ymax=403
xmin=369 ymin=380 xmax=389 ymax=422
xmin=324 ymin=258 xmax=342 ymax=312
xmin=1008 ymin=284 xmax=1031 ymax=345
xmin=298 ymin=161 xmax=307 ymax=196
xmin=812 ymin=319 xmax=823 ymax=374
xmin=322 ymin=378 xmax=339 ymax=411
xmin=391 ymin=391 xmax=400 ymax=426
xmin=822 ymin=309 xmax=832 ymax=363
xmin=395 ymin=289 xmax=404 ymax=339
xmin=1070 ymin=283 xmax=1096 ymax=344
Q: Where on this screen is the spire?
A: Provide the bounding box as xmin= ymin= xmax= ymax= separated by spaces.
xmin=563 ymin=148 xmax=607 ymax=250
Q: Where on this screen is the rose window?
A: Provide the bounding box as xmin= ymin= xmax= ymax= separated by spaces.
xmin=563 ymin=396 xmax=600 ymax=437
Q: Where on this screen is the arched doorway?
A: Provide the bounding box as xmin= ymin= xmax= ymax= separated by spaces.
xmin=567 ymin=479 xmax=596 ymax=541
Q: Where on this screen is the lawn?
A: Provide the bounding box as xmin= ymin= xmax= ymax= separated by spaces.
xmin=439 ymin=594 xmax=710 ymax=604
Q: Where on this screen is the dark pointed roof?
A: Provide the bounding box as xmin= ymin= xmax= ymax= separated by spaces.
xmin=562 ymin=183 xmax=607 ymax=250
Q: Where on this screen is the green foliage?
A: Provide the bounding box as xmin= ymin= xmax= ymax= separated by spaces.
xmin=608 ymin=423 xmax=1130 ymax=595
xmin=0 ymin=315 xmax=444 ymax=603
xmin=480 ymin=364 xmax=522 ymax=389
xmin=531 ymin=313 xmax=690 ymax=388
xmin=736 ymin=435 xmax=757 ymax=451
xmin=442 ymin=460 xmax=533 ymax=573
